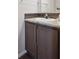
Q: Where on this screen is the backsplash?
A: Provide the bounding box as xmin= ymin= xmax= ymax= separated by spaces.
xmin=24 ymin=13 xmax=59 ymax=19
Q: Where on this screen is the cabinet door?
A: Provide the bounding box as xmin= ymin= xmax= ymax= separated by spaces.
xmin=37 ymin=26 xmax=59 ymax=59
xmin=25 ymin=22 xmax=37 ymax=59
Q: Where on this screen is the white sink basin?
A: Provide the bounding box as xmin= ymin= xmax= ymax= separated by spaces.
xmin=34 ymin=18 xmax=59 ymax=24
xmin=34 ymin=18 xmax=56 ymax=21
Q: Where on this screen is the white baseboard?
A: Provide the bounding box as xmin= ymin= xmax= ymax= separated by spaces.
xmin=18 ymin=50 xmax=27 ymax=58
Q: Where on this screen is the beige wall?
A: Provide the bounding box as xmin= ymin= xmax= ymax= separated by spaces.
xmin=18 ymin=0 xmax=38 ymax=58
xmin=54 ymin=0 xmax=60 ymax=13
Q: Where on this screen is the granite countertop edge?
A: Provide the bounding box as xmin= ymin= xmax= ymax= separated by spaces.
xmin=25 ymin=18 xmax=60 ymax=29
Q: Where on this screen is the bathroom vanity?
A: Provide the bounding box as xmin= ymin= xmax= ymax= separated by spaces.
xmin=25 ymin=18 xmax=60 ymax=59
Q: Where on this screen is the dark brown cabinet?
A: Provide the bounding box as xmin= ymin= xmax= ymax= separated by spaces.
xmin=25 ymin=21 xmax=60 ymax=59
xmin=25 ymin=22 xmax=37 ymax=59
xmin=37 ymin=26 xmax=59 ymax=59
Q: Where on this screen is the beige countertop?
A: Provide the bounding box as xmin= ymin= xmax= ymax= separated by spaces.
xmin=25 ymin=18 xmax=60 ymax=28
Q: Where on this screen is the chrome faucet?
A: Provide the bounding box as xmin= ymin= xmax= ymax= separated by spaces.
xmin=44 ymin=13 xmax=48 ymax=19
